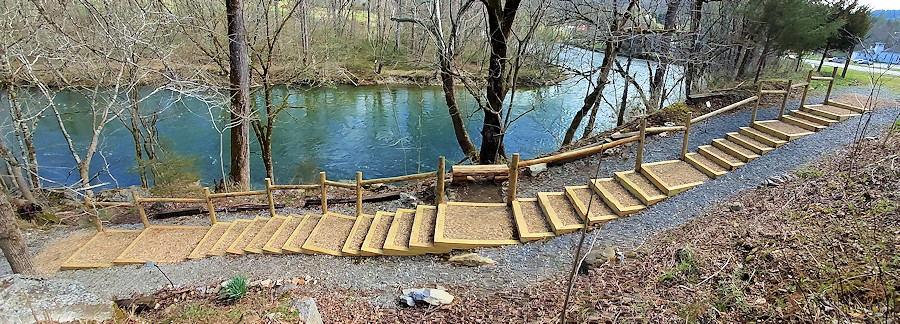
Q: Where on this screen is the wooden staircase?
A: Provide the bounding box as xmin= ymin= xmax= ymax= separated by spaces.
xmin=59 ymin=99 xmax=867 ymax=270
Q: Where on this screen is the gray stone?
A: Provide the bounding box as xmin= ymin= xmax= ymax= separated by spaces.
xmin=400 ymin=192 xmax=418 ymax=207
xmin=664 ymin=122 xmax=676 ymax=127
xmin=448 ymin=253 xmax=496 ymax=267
xmin=0 ymin=275 xmax=112 ymax=324
xmin=528 ymin=163 xmax=548 ymax=176
xmin=400 ymin=288 xmax=454 ymax=306
xmin=96 ymin=186 xmax=149 ymax=203
xmin=729 ymin=201 xmax=744 ymax=212
xmin=275 ymin=282 xmax=297 ymax=295
xmin=289 ymin=296 xmax=323 ymax=324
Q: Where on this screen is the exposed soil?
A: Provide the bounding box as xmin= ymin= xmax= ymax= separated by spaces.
xmin=191 ymin=223 xmax=229 ymax=257
xmin=544 ymin=193 xmax=583 ymax=226
xmin=517 ymin=199 xmax=553 ymax=234
xmin=443 ymin=205 xmax=516 ymax=241
xmin=64 ymin=230 xmax=141 ymax=266
xmin=121 ymin=227 xmax=207 ymax=262
xmin=646 ymin=160 xmax=709 ymax=187
xmin=391 ymin=210 xmax=415 ymax=247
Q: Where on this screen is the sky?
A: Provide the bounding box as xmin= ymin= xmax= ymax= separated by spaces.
xmin=858 ymin=0 xmax=900 ymax=10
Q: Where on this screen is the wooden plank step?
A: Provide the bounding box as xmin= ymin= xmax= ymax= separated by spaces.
xmin=282 ymin=214 xmax=322 ymax=254
xmin=698 ymin=145 xmax=743 ymax=170
xmin=408 ymin=205 xmax=452 ymax=254
xmin=188 ymin=222 xmax=231 ymax=259
xmin=360 ymin=211 xmax=394 ymax=255
xmin=434 ymin=202 xmax=520 ymax=249
xmin=589 ymin=178 xmax=645 ymax=216
xmin=780 ymin=115 xmax=826 ymax=131
xmin=227 ymin=217 xmax=269 ymax=255
xmin=613 ymin=171 xmax=667 ymax=205
xmin=739 ymin=127 xmax=787 ymax=147
xmin=383 ymin=209 xmax=421 ymax=255
xmin=712 ymin=138 xmax=759 ymax=162
xmin=790 ymin=110 xmax=837 ymax=126
xmin=826 ymin=100 xmax=866 ymax=113
xmin=245 ymin=216 xmax=288 ymax=254
xmin=640 ymin=160 xmax=709 ymax=195
xmin=208 ymin=219 xmax=253 ymax=256
xmin=801 ymin=104 xmax=858 ymax=121
xmin=263 ymin=215 xmax=304 ymax=254
xmin=564 ymin=186 xmax=618 ymax=224
xmin=684 ymin=152 xmax=727 ymax=179
xmin=115 ymin=226 xmax=209 ymax=264
xmin=301 ymin=213 xmax=357 ymax=256
xmin=342 ymin=214 xmax=375 ymax=256
xmin=60 ymin=230 xmax=143 ymax=270
xmin=753 ymin=120 xmax=814 ymax=140
xmin=725 ymin=132 xmax=774 ymax=155
xmin=511 ymin=198 xmax=556 ymax=242
xmin=536 ymin=192 xmax=585 ymax=234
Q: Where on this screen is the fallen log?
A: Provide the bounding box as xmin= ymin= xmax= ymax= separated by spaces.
xmin=303 ymin=191 xmax=400 ymax=207
xmin=151 ymin=203 xmax=287 ymax=219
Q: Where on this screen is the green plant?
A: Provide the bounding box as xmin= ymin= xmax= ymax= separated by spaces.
xmin=221 ymin=274 xmax=248 ymax=300
xmin=796 ymin=166 xmax=824 ymax=179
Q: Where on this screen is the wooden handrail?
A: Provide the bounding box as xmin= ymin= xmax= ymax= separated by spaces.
xmin=692 ymin=96 xmax=758 ymax=124
xmin=208 ymin=190 xmax=267 ymax=199
xmin=136 ymin=197 xmax=206 ymax=203
xmin=360 ymin=171 xmax=436 ymax=185
xmin=520 ymin=135 xmax=640 ymax=167
xmin=760 ymin=90 xmax=787 ymax=95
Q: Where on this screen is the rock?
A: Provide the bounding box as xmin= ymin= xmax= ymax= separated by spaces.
xmin=664 ymin=122 xmax=675 ymax=127
xmin=0 ymin=275 xmax=113 ymax=324
xmin=400 ymin=288 xmax=455 ymax=307
xmin=275 ymin=282 xmax=297 ymax=295
xmin=729 ymin=202 xmax=744 ymax=212
xmin=658 ymin=131 xmax=670 ymax=137
xmin=259 ymin=279 xmax=273 ymax=288
xmin=400 ymin=192 xmax=418 ymax=207
xmin=448 ymin=253 xmax=496 ymax=267
xmin=528 ymin=163 xmax=548 ymax=176
xmin=289 ymin=296 xmax=323 ymax=324
xmin=581 ymin=246 xmax=618 ymax=272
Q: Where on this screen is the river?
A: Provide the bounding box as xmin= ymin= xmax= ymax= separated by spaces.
xmin=6 ymin=47 xmax=683 ymax=189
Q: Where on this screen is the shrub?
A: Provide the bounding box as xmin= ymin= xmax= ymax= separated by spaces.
xmin=221 ymin=274 xmax=248 ymax=300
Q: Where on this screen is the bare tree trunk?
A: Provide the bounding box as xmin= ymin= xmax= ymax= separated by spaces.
xmin=440 ymin=59 xmax=479 ymax=161
xmin=616 ymin=56 xmax=633 ymax=126
xmin=817 ymin=44 xmax=828 ymax=72
xmin=736 ymin=45 xmax=753 ymax=79
xmin=479 ymin=0 xmax=522 ymax=164
xmin=754 ymin=38 xmax=770 ymax=84
xmin=684 ymin=0 xmax=704 ymax=99
xmin=841 ymin=44 xmax=854 ymax=78
xmin=795 ymin=51 xmax=804 ymax=72
xmin=0 ymin=190 xmax=36 ymax=275
xmin=226 ymin=0 xmax=252 ymax=191
xmin=299 ymin=0 xmax=310 ymax=63
xmin=649 ymin=0 xmax=680 ymax=110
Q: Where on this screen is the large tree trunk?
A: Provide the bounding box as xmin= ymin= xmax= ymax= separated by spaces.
xmin=841 ymin=44 xmax=854 ymax=78
xmin=684 ymin=0 xmax=704 ymax=99
xmin=479 ymin=0 xmax=522 ymax=164
xmin=817 ymin=44 xmax=828 ymax=72
xmin=439 ymin=59 xmax=478 ymax=161
xmin=0 ymin=190 xmax=37 ymax=275
xmin=649 ymin=0 xmax=680 ymax=111
xmin=226 ymin=0 xmax=251 ymax=191
xmin=754 ymin=39 xmax=770 ymax=84
xmin=736 ymin=45 xmax=753 ymax=79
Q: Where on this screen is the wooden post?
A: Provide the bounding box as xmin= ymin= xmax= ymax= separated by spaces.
xmin=319 ymin=172 xmax=327 ymax=214
xmin=265 ymin=178 xmax=276 ymax=218
xmin=681 ymin=112 xmax=692 ymax=160
xmin=83 ymin=197 xmax=103 ymax=231
xmin=507 ymin=154 xmax=520 ymax=206
xmin=132 ymin=191 xmax=149 ymax=228
xmin=799 ymin=70 xmax=813 ymax=108
xmin=779 ymin=79 xmax=793 ymax=117
xmin=825 ymin=66 xmax=837 ymax=104
xmin=356 ymin=171 xmax=363 ymax=217
xmin=750 ymin=82 xmax=763 ymax=125
xmin=436 ymin=156 xmax=445 ymax=205
xmin=203 ymin=187 xmax=217 ymax=224
xmin=634 ymin=118 xmax=647 ymax=172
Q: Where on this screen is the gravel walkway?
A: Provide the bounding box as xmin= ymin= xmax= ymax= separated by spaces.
xmin=7 ymin=88 xmax=900 ymax=307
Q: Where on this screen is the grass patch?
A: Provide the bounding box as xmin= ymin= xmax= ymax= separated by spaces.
xmin=796 ymin=166 xmax=824 ymax=179
xmin=835 ymin=69 xmax=900 ymax=93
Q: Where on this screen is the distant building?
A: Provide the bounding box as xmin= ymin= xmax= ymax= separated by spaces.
xmin=851 ymin=42 xmax=900 ymax=64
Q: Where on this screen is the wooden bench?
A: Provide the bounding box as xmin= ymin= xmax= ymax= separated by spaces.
xmin=451 ymin=164 xmax=509 ymax=185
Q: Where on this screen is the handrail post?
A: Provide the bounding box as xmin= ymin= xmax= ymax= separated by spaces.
xmin=799 ymin=70 xmax=813 ymax=108
xmin=436 ymin=156 xmax=445 ymax=205
xmin=507 ymin=154 xmax=519 ymax=206
xmin=132 ymin=191 xmax=149 ymax=228
xmin=779 ymin=79 xmax=793 ymax=117
xmin=203 ymin=187 xmax=217 ymax=225
xmin=265 ymin=178 xmax=276 ymax=218
xmin=634 ymin=118 xmax=647 ymax=172
xmin=356 ymin=171 xmax=363 ymax=217
xmin=750 ymin=82 xmax=763 ymax=125
xmin=681 ymin=112 xmax=692 ymax=160
xmin=825 ymin=66 xmax=837 ymax=104
xmin=319 ymin=172 xmax=327 ymax=214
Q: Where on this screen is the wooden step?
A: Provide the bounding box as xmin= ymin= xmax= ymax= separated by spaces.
xmin=711 ymin=138 xmax=759 ymax=162
xmin=725 ymin=132 xmax=774 ymax=155
xmin=790 ymin=110 xmax=837 ymax=126
xmin=360 ymin=211 xmax=394 ymax=255
xmin=640 ymin=160 xmax=710 ymax=195
xmin=564 ymin=186 xmax=618 ymax=225
xmin=114 ymin=226 xmax=209 ymax=265
xmin=511 ymin=198 xmax=556 ymax=242
xmin=780 ymin=115 xmax=826 ymax=131
xmin=282 ymin=214 xmax=322 ymax=254
xmin=752 ymin=120 xmax=814 ymax=140
xmin=408 ymin=205 xmax=452 ymax=254
xmin=684 ymin=153 xmax=727 ymax=179
xmin=698 ymin=145 xmax=743 ymax=170
xmin=739 ymin=127 xmax=787 ymax=147
xmin=801 ymin=104 xmax=859 ymax=121
xmin=60 ymin=230 xmax=143 ymax=270
xmin=342 ymin=214 xmax=375 ymax=256
xmin=613 ymin=171 xmax=667 ymax=205
xmin=433 ymin=202 xmax=520 ymax=249
xmin=536 ymin=192 xmax=585 ymax=234
xmin=383 ymin=209 xmax=421 ymax=256
xmin=227 ymin=217 xmax=269 ymax=255
xmin=208 ymin=219 xmax=253 ymax=256
xmin=589 ymin=178 xmax=645 ymax=216
xmin=825 ymin=100 xmax=866 ymax=113
xmin=188 ymin=222 xmax=231 ymax=259
xmin=244 ymin=216 xmax=288 ymax=254
xmin=263 ymin=215 xmax=304 ymax=254
xmin=301 ymin=213 xmax=357 ymax=256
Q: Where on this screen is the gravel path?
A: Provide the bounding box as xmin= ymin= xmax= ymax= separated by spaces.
xmin=7 ymin=88 xmax=900 ymax=307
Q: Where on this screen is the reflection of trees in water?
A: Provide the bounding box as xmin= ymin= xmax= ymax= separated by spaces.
xmin=289 ymin=160 xmax=320 ymax=184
